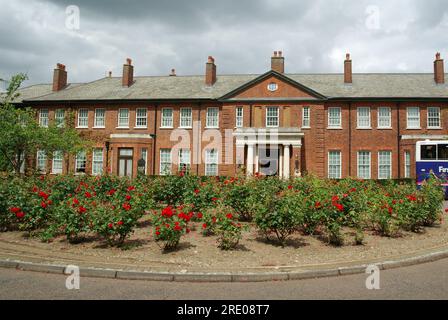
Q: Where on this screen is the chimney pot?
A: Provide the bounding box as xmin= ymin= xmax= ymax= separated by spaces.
xmin=271 ymin=51 xmax=285 ymax=73
xmin=170 ymin=68 xmax=176 ymax=76
xmin=52 ymin=63 xmax=68 ymax=91
xmin=108 ymin=71 xmax=112 ymax=77
xmin=126 ymin=58 xmax=132 ymax=65
xmin=344 ymin=53 xmax=353 ymax=84
xmin=434 ymin=52 xmax=445 ymax=84
xmin=205 ymin=56 xmax=217 ymax=86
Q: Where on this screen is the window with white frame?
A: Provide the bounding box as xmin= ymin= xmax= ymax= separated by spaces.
xmin=357 ymin=151 xmax=371 ymax=179
xmin=118 ymin=108 xmax=129 ymax=127
xmin=141 ymin=148 xmax=148 ymax=174
xmin=77 ymin=109 xmax=88 ymax=128
xmin=406 ymin=107 xmax=420 ymax=129
xmin=136 ymin=108 xmax=147 ymax=128
xmin=75 ymin=151 xmax=87 ymax=174
xmin=94 ymin=109 xmax=105 ymax=127
xmin=160 ymin=149 xmax=172 ymax=175
xmin=427 ymin=107 xmax=441 ymax=128
xmin=39 ymin=109 xmax=49 ymax=127
xmin=55 ymin=109 xmax=65 ymax=128
xmin=357 ymin=107 xmax=371 ymax=128
xmin=206 ymin=107 xmax=219 ymax=128
xmin=378 ymin=151 xmax=392 ymax=179
xmin=161 ymin=108 xmax=173 ymax=128
xmin=378 ymin=107 xmax=391 ymax=128
xmin=178 ymin=149 xmax=191 ymax=173
xmin=328 ymin=107 xmax=341 ymax=128
xmin=36 ymin=150 xmax=46 ymax=173
xmin=328 ymin=151 xmax=341 ymax=179
xmin=302 ymin=106 xmax=310 ymax=128
xmin=92 ymin=149 xmax=103 ymax=175
xmin=205 ymin=149 xmax=218 ymax=176
xmin=51 ymin=151 xmax=63 ymax=174
xmin=236 ymin=106 xmax=243 ymax=128
xmin=180 ymin=108 xmax=192 ymax=128
xmin=404 ymin=151 xmax=411 ymax=178
xmin=266 ymin=106 xmax=279 ymax=127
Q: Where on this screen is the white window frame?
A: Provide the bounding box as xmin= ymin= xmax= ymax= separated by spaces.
xmin=357 ymin=151 xmax=371 ymax=179
xmin=406 ymin=107 xmax=420 ymax=129
xmin=377 ymin=107 xmax=392 ymax=129
xmin=179 ymin=108 xmax=192 ymax=128
xmin=135 ymin=108 xmax=148 ymax=128
xmin=92 ymin=148 xmax=104 ymax=176
xmin=328 ymin=107 xmax=341 ymax=128
xmin=236 ymin=106 xmax=243 ymax=128
xmin=51 ymin=151 xmax=63 ymax=174
xmin=117 ymin=108 xmax=129 ymax=128
xmin=206 ymin=107 xmax=219 ymax=128
xmin=378 ymin=151 xmax=392 ymax=180
xmin=161 ymin=108 xmax=173 ymax=128
xmin=159 ymin=149 xmax=172 ymax=175
xmin=39 ymin=109 xmax=49 ymax=127
xmin=302 ymin=106 xmax=310 ymax=128
xmin=55 ymin=109 xmax=65 ymax=128
xmin=205 ymin=149 xmax=219 ymax=176
xmin=75 ymin=151 xmax=87 ymax=174
xmin=328 ymin=151 xmax=341 ymax=179
xmin=94 ymin=108 xmax=106 ymax=128
xmin=404 ymin=151 xmax=411 ymax=178
xmin=36 ymin=150 xmax=46 ymax=173
xmin=357 ymin=107 xmax=371 ymax=129
xmin=427 ymin=107 xmax=441 ymax=129
xmin=178 ymin=148 xmax=191 ymax=173
xmin=77 ymin=108 xmax=89 ymax=128
xmin=266 ymin=106 xmax=279 ymax=128
xmin=141 ymin=148 xmax=148 ymax=175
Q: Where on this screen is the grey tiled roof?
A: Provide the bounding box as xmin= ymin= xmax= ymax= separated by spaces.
xmin=15 ymin=73 xmax=448 ymax=102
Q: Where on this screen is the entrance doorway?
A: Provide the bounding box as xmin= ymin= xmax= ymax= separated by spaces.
xmin=118 ymin=148 xmax=133 ymax=177
xmin=258 ymin=146 xmax=279 ymax=176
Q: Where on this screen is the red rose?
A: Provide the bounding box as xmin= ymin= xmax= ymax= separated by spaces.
xmin=350 ymin=188 xmax=357 ymax=192
xmin=212 ymin=217 xmax=217 ymax=223
xmin=125 ymin=195 xmax=131 ymax=201
xmin=156 ymin=231 xmax=161 ymax=236
xmin=388 ymin=207 xmax=393 ymax=215
xmin=16 ymin=211 xmax=25 ymax=219
xmin=288 ymin=185 xmax=293 ymax=190
xmin=85 ymin=192 xmax=92 ymax=198
xmin=122 ymin=203 xmax=131 ymax=211
xmin=162 ymin=206 xmax=173 ymax=217
xmin=226 ymin=213 xmax=233 ymax=219
xmin=127 ymin=186 xmax=135 ymax=192
xmin=38 ymin=191 xmax=49 ymax=200
xmin=186 ymin=228 xmax=190 ymax=233
xmin=117 ymin=220 xmax=123 ymax=226
xmin=9 ymin=207 xmax=21 ymax=213
xmin=41 ymin=201 xmax=47 ymax=209
xmin=202 ymin=223 xmax=207 ymax=229
xmin=73 ymin=198 xmax=79 ymax=205
xmin=32 ymin=186 xmax=38 ymax=193
xmin=196 ymin=212 xmax=203 ymax=219
xmin=445 ymin=208 xmax=448 ymax=213
xmin=194 ymin=189 xmax=200 ymax=194
xmin=314 ymin=202 xmax=321 ymax=209
xmin=334 ymin=203 xmax=344 ymax=212
xmin=108 ymin=223 xmax=113 ymax=229
xmin=107 ymin=189 xmax=116 ymax=196
xmin=331 ymin=195 xmax=339 ymax=203
xmin=78 ymin=206 xmax=87 ymax=214
xmin=174 ymin=225 xmax=182 ymax=231
xmin=212 ymin=197 xmax=218 ymax=202
xmin=343 ymin=194 xmax=348 ymax=198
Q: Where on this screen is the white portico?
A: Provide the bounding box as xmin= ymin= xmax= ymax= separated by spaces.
xmin=233 ymin=128 xmax=304 ymax=178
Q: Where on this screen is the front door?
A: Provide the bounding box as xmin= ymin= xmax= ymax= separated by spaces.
xmin=258 ymin=146 xmax=279 ymax=176
xmin=118 ymin=148 xmax=133 ymax=177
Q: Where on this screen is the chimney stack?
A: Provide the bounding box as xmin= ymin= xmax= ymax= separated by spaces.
xmin=205 ymin=56 xmax=217 ymax=86
xmin=52 ymin=63 xmax=67 ymax=91
xmin=344 ymin=53 xmax=352 ymax=84
xmin=122 ymin=58 xmax=134 ymax=87
xmin=170 ymin=68 xmax=176 ymax=76
xmin=434 ymin=52 xmax=445 ymax=84
xmin=271 ymin=51 xmax=285 ymax=73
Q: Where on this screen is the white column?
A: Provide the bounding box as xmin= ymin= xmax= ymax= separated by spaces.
xmin=254 ymin=146 xmax=259 ymax=174
xmin=279 ymin=146 xmax=283 ymax=178
xmin=283 ymin=144 xmax=290 ymax=179
xmin=247 ymin=144 xmax=254 ymax=176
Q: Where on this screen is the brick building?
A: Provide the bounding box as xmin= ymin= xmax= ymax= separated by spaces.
xmin=13 ymin=52 xmax=448 ymax=179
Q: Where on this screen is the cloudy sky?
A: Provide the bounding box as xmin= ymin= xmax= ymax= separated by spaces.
xmin=1 ymin=0 xmax=447 ymax=86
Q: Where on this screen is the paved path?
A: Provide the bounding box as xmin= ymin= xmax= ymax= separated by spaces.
xmin=1 ymin=257 xmax=448 ymax=299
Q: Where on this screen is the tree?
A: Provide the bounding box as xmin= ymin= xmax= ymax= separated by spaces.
xmin=0 ymin=73 xmax=89 ymax=174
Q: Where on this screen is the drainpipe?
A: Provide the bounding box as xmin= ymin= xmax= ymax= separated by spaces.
xmin=152 ymin=104 xmax=158 ymax=176
xmin=397 ymin=102 xmax=401 ymax=178
xmin=196 ymin=102 xmax=202 ymax=175
xmin=348 ymin=102 xmax=352 ymax=177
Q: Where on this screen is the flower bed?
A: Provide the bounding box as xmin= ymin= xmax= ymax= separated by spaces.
xmin=0 ymin=173 xmax=445 ymax=251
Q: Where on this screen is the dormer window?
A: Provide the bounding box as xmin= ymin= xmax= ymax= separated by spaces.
xmin=267 ymin=82 xmax=278 ymax=92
